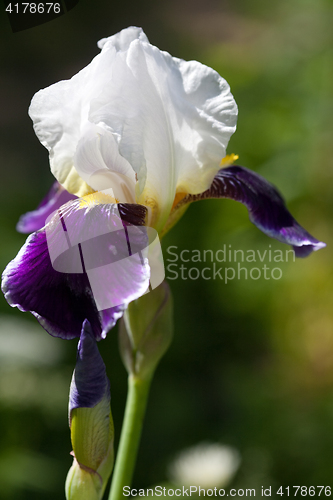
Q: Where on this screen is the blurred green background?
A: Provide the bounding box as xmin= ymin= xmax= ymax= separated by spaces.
xmin=0 ymin=0 xmax=333 ymax=498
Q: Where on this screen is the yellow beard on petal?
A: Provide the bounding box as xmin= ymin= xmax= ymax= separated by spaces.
xmin=161 ymin=154 xmax=240 ymax=237
xmin=139 ymin=195 xmax=159 ymax=227
xmin=79 ymin=191 xmax=118 ymax=209
xmin=171 ymin=192 xmax=187 ymax=210
xmin=220 ymin=154 xmax=239 ymax=167
xmin=136 ymin=155 xmax=240 ymax=235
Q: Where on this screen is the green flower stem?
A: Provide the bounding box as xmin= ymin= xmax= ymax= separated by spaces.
xmin=108 ymin=374 xmax=152 ymax=500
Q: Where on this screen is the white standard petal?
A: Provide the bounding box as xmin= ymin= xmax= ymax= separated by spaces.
xmin=89 ymin=35 xmax=237 ymax=231
xmin=29 ymin=27 xmax=237 ymax=231
xmin=28 ymin=27 xmax=148 ymax=197
xmin=74 ymin=124 xmax=136 ymax=203
xmin=28 ymin=36 xmax=126 ymax=195
xmin=97 ymin=26 xmax=148 ymax=51
xmin=28 ymin=77 xmax=84 ymax=194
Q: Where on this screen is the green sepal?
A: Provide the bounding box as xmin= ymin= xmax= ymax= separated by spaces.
xmin=70 ymin=401 xmax=113 ymax=471
xmin=66 ymin=398 xmax=114 ymax=500
xmin=119 ymin=281 xmax=173 ymax=380
xmin=65 ymin=459 xmax=101 ymax=500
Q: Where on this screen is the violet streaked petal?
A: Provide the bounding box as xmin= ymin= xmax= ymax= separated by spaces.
xmin=45 ymin=197 xmax=150 ymax=313
xmin=16 ymin=181 xmax=77 ymax=234
xmin=69 ymin=320 xmax=109 ymax=414
xmin=1 ymin=229 xmax=117 ymax=340
xmin=1 ymin=200 xmax=150 ymax=340
xmin=185 ymin=165 xmax=325 ymax=256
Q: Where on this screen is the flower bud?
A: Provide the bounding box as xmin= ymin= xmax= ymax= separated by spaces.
xmin=119 ymin=281 xmax=173 ymax=380
xmin=65 ymin=320 xmax=114 ymax=500
xmin=65 ymin=460 xmax=103 ymax=500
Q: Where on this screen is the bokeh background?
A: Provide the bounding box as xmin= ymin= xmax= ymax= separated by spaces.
xmin=1 ymin=0 xmax=333 ymax=498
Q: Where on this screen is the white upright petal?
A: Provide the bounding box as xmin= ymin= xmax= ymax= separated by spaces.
xmin=97 ymin=26 xmax=149 ymax=51
xmin=29 ymin=27 xmax=237 ymax=231
xmin=74 ymin=124 xmax=136 ymax=203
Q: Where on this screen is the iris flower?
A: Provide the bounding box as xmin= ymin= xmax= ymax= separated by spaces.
xmin=1 ymin=26 xmax=325 ymax=341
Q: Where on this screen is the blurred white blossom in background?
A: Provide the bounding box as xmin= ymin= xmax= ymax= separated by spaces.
xmin=168 ymin=443 xmax=241 ymax=489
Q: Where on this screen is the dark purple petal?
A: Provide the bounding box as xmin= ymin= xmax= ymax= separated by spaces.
xmin=1 ymin=229 xmax=120 ymax=340
xmin=69 ymin=320 xmax=109 ymax=414
xmin=16 ymin=181 xmax=77 ymax=233
xmin=2 ymin=200 xmax=150 ymax=340
xmin=185 ymin=166 xmax=325 ymax=257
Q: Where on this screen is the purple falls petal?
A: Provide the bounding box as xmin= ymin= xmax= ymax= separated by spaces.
xmin=16 ymin=181 xmax=77 ymax=233
xmin=69 ymin=320 xmax=110 ymax=414
xmin=188 ymin=165 xmax=326 ymax=257
xmin=1 ymin=228 xmax=118 ymax=340
xmin=2 ymin=200 xmax=150 ymax=340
